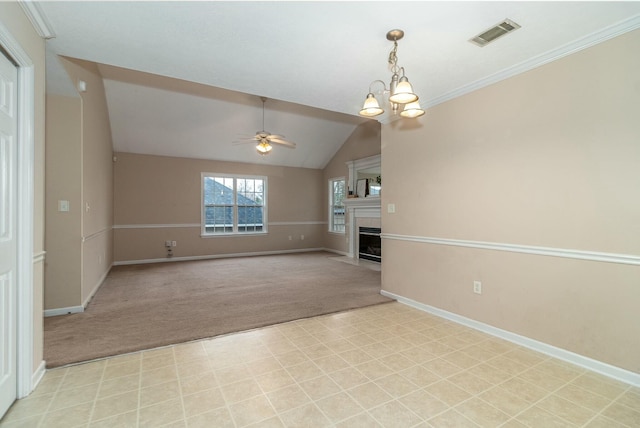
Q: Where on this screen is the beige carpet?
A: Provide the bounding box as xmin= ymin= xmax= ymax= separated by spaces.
xmin=44 ymin=252 xmax=391 ymax=368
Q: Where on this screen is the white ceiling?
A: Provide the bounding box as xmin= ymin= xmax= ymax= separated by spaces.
xmin=35 ymin=1 xmax=640 ymax=169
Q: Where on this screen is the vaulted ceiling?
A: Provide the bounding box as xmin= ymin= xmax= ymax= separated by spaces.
xmin=35 ymin=1 xmax=640 ymax=168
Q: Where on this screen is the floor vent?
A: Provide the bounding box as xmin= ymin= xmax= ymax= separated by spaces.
xmin=470 ymin=19 xmax=521 ymax=47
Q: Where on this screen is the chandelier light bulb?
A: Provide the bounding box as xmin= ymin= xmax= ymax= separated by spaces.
xmin=389 ymin=77 xmax=418 ymax=104
xmin=400 ymin=100 xmax=425 ymax=118
xmin=359 ymin=93 xmax=384 ymax=117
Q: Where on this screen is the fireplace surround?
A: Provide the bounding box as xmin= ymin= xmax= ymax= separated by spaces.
xmin=343 ymin=197 xmax=380 ymax=260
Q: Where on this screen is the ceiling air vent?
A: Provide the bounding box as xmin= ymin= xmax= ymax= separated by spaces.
xmin=469 ymin=19 xmax=521 ymax=47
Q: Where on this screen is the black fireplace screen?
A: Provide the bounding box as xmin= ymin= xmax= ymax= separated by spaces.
xmin=359 ymin=227 xmax=381 ymax=262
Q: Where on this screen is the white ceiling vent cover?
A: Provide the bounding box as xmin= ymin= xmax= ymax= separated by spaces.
xmin=470 ymin=19 xmax=521 ymax=47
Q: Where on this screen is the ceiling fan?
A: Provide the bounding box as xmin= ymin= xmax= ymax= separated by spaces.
xmin=233 ymin=97 xmax=296 ymax=155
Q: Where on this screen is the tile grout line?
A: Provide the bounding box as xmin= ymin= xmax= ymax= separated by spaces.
xmin=501 ymin=368 xmax=592 ymax=427
xmin=254 ymin=338 xmax=299 ymax=428
xmin=308 ymin=317 xmax=439 ymax=426
xmin=275 ymin=317 xmax=372 ymax=425
xmin=135 ymin=356 xmax=142 ymax=428
xmin=85 ymin=361 xmax=108 ymax=428
xmin=210 ymin=349 xmax=250 ymax=428
xmin=172 ymin=346 xmax=188 ymax=428
xmin=35 ymin=366 xmax=69 ymax=428
xmin=584 ymin=384 xmax=633 ymax=428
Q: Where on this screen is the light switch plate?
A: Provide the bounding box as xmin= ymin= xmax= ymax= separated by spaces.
xmin=58 ymin=200 xmax=69 ymax=212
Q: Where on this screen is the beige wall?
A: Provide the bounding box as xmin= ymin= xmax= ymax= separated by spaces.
xmin=0 ymin=2 xmax=46 ymax=375
xmin=382 ymin=29 xmax=640 ymax=373
xmin=45 ymin=58 xmax=114 ymax=309
xmin=322 ymin=121 xmax=381 ymax=253
xmin=45 ymin=95 xmax=82 ymax=308
xmin=113 ymin=152 xmax=324 ymax=262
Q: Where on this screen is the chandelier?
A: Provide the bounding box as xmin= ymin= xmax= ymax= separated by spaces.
xmin=359 ymin=29 xmax=425 ymax=119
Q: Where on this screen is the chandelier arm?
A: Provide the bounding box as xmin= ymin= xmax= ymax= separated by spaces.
xmin=368 ymin=79 xmax=388 ymax=95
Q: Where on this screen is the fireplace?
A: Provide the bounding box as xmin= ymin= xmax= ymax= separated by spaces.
xmin=359 ymin=227 xmax=381 ymax=262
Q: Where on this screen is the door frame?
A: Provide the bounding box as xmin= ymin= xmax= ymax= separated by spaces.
xmin=0 ymin=22 xmax=36 ymax=399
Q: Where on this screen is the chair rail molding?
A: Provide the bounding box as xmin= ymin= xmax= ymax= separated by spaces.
xmin=382 ymin=233 xmax=640 ymax=266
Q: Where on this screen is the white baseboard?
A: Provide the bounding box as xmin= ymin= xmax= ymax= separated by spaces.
xmin=113 ymin=248 xmax=326 ymax=266
xmin=19 ymin=360 xmax=46 ymax=398
xmin=28 ymin=360 xmax=46 ymax=396
xmin=44 ymin=265 xmax=112 ymax=317
xmin=322 ymin=248 xmax=348 ymax=256
xmin=44 ymin=306 xmax=84 ymax=317
xmin=381 ymin=290 xmax=640 ymax=388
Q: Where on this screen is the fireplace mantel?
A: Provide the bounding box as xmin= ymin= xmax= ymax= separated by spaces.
xmin=344 ymin=197 xmax=381 ymax=209
xmin=344 ymin=197 xmax=380 ymax=259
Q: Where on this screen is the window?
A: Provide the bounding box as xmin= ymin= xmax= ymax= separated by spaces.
xmin=202 ymin=174 xmax=267 ymax=235
xmin=329 ymin=178 xmax=345 ymax=233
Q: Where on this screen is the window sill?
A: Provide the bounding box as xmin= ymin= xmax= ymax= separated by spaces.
xmin=201 ymin=232 xmax=268 ymax=238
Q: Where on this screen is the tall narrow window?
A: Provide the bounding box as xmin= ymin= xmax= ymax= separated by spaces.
xmin=329 ymin=178 xmax=346 ymax=233
xmin=202 ymin=174 xmax=267 ymax=235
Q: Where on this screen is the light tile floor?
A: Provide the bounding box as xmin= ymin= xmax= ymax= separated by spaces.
xmin=1 ymin=302 xmax=639 ymax=427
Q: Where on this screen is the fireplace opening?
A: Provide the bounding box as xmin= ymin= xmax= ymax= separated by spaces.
xmin=359 ymin=227 xmax=381 ymax=263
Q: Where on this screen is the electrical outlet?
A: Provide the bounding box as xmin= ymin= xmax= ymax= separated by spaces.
xmin=172 ymin=241 xmax=177 ymax=247
xmin=300 ymin=235 xmax=305 ymax=240
xmin=473 ymin=281 xmax=482 ymax=294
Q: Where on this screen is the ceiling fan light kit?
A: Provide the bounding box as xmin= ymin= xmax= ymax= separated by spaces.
xmin=256 ymin=140 xmax=273 ymax=155
xmin=234 ymin=97 xmax=296 ymax=156
xmin=359 ymin=29 xmax=425 ymax=119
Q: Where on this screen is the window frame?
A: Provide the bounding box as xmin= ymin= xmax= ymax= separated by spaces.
xmin=328 ymin=177 xmax=346 ymax=234
xmin=201 ymin=173 xmax=268 ymax=237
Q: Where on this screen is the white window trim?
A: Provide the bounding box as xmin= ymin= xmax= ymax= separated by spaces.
xmin=201 ymin=173 xmax=268 ymax=237
xmin=328 ymin=176 xmax=346 ymax=234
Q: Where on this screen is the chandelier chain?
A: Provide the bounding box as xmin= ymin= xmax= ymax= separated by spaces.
xmin=388 ymin=40 xmax=399 ymax=73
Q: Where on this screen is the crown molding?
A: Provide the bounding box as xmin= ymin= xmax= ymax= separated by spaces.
xmin=426 ymin=14 xmax=640 ymax=109
xmin=19 ymin=0 xmax=56 ymax=40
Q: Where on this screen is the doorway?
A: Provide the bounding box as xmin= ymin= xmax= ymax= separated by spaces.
xmin=0 ymin=25 xmax=36 ymax=418
xmin=0 ymin=45 xmax=19 ymax=418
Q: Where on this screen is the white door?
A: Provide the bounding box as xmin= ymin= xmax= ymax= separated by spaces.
xmin=0 ymin=48 xmax=18 ymax=418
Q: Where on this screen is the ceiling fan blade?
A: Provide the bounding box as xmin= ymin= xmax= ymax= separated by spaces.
xmin=231 ymin=96 xmax=297 ymax=151
xmin=270 ymin=138 xmax=296 ymax=148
